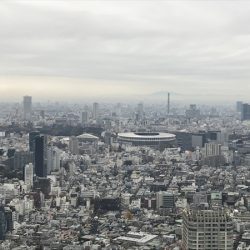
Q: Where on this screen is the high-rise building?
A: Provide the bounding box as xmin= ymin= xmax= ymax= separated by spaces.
xmin=13 ymin=150 xmax=33 ymax=171
xmin=69 ymin=136 xmax=79 ymax=155
xmin=241 ymin=103 xmax=250 ymax=121
xmin=0 ymin=206 xmax=6 ymax=240
xmin=29 ymin=131 xmax=40 ymax=152
xmin=182 ymin=209 xmax=233 ymax=250
xmin=167 ymin=92 xmax=170 ymax=115
xmin=23 ymin=96 xmax=32 ymax=121
xmin=24 ymin=163 xmax=33 ymax=189
xmin=4 ymin=207 xmax=13 ymax=232
xmin=156 ymin=191 xmax=175 ymax=210
xmin=115 ymin=103 xmax=121 ymax=117
xmin=137 ymin=102 xmax=144 ymax=120
xmin=47 ymin=147 xmax=53 ymax=174
xmin=34 ymin=135 xmax=47 ymax=178
xmin=93 ymin=102 xmax=99 ymax=120
xmin=137 ymin=102 xmax=143 ymax=113
xmin=203 ymin=143 xmax=224 ymax=167
xmin=47 ymin=146 xmax=61 ymax=174
xmin=81 ymin=111 xmax=89 ymax=125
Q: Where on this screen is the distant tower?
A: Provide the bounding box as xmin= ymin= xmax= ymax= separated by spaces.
xmin=34 ymin=135 xmax=47 ymax=177
xmin=167 ymin=92 xmax=170 ymax=115
xmin=93 ymin=102 xmax=99 ymax=120
xmin=81 ymin=111 xmax=89 ymax=125
xmin=137 ymin=102 xmax=144 ymax=120
xmin=23 ymin=96 xmax=32 ymax=121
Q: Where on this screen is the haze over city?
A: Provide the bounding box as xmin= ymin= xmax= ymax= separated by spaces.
xmin=1 ymin=1 xmax=250 ymax=103
xmin=3 ymin=1 xmax=250 ymax=249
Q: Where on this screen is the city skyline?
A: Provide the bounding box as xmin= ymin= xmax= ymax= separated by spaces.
xmin=1 ymin=2 xmax=250 ymax=249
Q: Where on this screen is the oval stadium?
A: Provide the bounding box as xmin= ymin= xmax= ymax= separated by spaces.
xmin=117 ymin=132 xmax=176 ymax=150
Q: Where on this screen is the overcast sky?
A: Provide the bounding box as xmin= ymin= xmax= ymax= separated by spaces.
xmin=0 ymin=0 xmax=250 ymax=103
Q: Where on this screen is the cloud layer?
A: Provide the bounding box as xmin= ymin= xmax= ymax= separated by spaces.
xmin=1 ymin=1 xmax=250 ymax=102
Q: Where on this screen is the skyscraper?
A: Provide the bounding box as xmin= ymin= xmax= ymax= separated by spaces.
xmin=23 ymin=96 xmax=32 ymax=121
xmin=0 ymin=206 xmax=6 ymax=240
xmin=13 ymin=150 xmax=33 ymax=171
xmin=137 ymin=102 xmax=144 ymax=119
xmin=203 ymin=143 xmax=224 ymax=167
xmin=47 ymin=146 xmax=61 ymax=174
xmin=241 ymin=103 xmax=250 ymax=121
xmin=81 ymin=111 xmax=89 ymax=125
xmin=93 ymin=102 xmax=99 ymax=120
xmin=24 ymin=163 xmax=34 ymax=189
xmin=182 ymin=208 xmax=233 ymax=250
xmin=29 ymin=131 xmax=40 ymax=152
xmin=34 ymin=135 xmax=47 ymax=177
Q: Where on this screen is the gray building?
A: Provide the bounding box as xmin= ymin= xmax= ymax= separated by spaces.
xmin=93 ymin=102 xmax=99 ymax=120
xmin=182 ymin=209 xmax=233 ymax=250
xmin=192 ymin=133 xmax=206 ymax=148
xmin=241 ymin=103 xmax=250 ymax=121
xmin=156 ymin=191 xmax=175 ymax=210
xmin=81 ymin=111 xmax=89 ymax=125
xmin=23 ymin=96 xmax=32 ymax=121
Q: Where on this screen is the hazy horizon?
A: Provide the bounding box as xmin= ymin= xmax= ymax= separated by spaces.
xmin=1 ymin=1 xmax=250 ymax=103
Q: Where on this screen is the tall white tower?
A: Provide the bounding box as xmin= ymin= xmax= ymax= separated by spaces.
xmin=25 ymin=163 xmax=34 ymax=189
xmin=47 ymin=146 xmax=61 ymax=174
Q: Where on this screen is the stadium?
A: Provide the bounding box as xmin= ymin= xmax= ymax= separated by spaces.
xmin=117 ymin=132 xmax=176 ymax=150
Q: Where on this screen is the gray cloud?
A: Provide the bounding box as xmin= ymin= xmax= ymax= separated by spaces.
xmin=0 ymin=0 xmax=250 ymax=102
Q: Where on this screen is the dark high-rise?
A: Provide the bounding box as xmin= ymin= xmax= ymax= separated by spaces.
xmin=34 ymin=135 xmax=47 ymax=177
xmin=29 ymin=131 xmax=40 ymax=152
xmin=241 ymin=103 xmax=250 ymax=121
xmin=0 ymin=206 xmax=6 ymax=240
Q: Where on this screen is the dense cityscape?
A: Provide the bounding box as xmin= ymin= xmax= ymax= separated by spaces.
xmin=2 ymin=1 xmax=250 ymax=249
xmin=0 ymin=96 xmax=249 ymax=249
